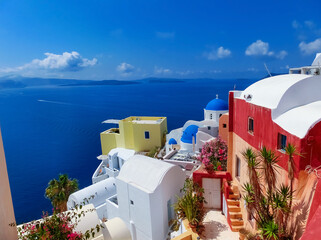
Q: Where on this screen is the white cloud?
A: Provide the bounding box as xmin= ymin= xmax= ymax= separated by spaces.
xmin=245 ymin=40 xmax=287 ymax=59
xmin=0 ymin=51 xmax=97 ymax=73
xmin=292 ymin=20 xmax=321 ymax=41
xmin=116 ymin=62 xmax=135 ymax=75
xmin=204 ymin=46 xmax=231 ymax=60
xmin=299 ymin=38 xmax=321 ymax=55
xmin=32 ymin=52 xmax=97 ymax=71
xmin=154 ymin=66 xmax=172 ymax=75
xmin=156 ymin=31 xmax=175 ymax=39
xmin=277 ymin=50 xmax=288 ymax=60
xmin=245 ymin=40 xmax=274 ymax=56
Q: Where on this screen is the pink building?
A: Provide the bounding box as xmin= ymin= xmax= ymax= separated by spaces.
xmin=226 ymin=55 xmax=321 ymax=238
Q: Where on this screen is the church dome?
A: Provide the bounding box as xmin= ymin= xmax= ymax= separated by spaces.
xmin=181 ymin=125 xmax=199 ymax=144
xmin=205 ymin=95 xmax=228 ymax=111
xmin=168 ymin=138 xmax=177 ymax=145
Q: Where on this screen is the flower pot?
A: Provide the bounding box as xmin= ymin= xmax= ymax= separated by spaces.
xmin=239 ymin=232 xmax=245 ymax=240
xmin=189 ymin=222 xmax=197 ymax=233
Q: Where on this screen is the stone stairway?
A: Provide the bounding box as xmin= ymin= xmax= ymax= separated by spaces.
xmin=227 ymin=189 xmax=244 ymax=232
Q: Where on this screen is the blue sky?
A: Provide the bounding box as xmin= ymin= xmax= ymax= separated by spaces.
xmin=0 ymin=0 xmax=321 ymax=80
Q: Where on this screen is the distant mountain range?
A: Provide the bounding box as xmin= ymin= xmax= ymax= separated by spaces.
xmin=0 ymin=75 xmax=264 ymax=90
xmin=0 ymin=75 xmax=142 ymax=89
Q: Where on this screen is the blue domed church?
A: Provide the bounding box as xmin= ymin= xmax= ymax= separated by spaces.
xmin=165 ymin=95 xmax=228 ymax=154
xmin=204 ymin=94 xmax=229 ymax=123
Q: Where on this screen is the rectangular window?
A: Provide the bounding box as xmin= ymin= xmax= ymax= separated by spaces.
xmin=208 ymin=126 xmax=211 ymax=130
xmin=248 ymin=117 xmax=254 ymax=133
xmin=130 ymin=200 xmax=134 ymax=205
xmin=144 ymin=131 xmax=150 ymax=139
xmin=278 ymin=133 xmax=287 ymax=151
xmin=223 ymin=124 xmax=227 ymax=128
xmin=236 ymin=155 xmax=241 ymax=180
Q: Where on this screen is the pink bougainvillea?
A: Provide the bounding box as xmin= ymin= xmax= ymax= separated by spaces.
xmin=198 ymin=137 xmax=227 ymax=172
xmin=18 ymin=211 xmax=83 ymax=240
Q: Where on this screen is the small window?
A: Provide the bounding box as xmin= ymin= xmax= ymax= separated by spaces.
xmin=248 ymin=117 xmax=254 ymax=133
xmin=144 ymin=131 xmax=150 ymax=139
xmin=223 ymin=124 xmax=227 ymax=128
xmin=208 ymin=126 xmax=211 ymax=130
xmin=130 ymin=200 xmax=134 ymax=205
xmin=278 ymin=133 xmax=287 ymax=151
xmin=210 ymin=114 xmax=213 ymax=119
xmin=219 ymin=114 xmax=222 ymax=118
xmin=236 ymin=155 xmax=241 ymax=180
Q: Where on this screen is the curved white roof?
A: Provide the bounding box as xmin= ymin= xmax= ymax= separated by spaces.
xmin=67 ymin=178 xmax=116 ymax=209
xmin=241 ymin=74 xmax=310 ymax=109
xmin=117 ymin=155 xmax=177 ymax=193
xmin=102 ymin=217 xmax=132 ymax=240
xmin=274 ymin=101 xmax=321 ymax=138
xmin=240 ymin=73 xmax=321 ymax=138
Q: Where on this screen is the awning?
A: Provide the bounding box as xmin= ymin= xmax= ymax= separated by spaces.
xmin=97 ymin=155 xmax=108 ymax=160
xmin=300 ymin=205 xmax=321 ymax=240
xmin=102 ymin=119 xmax=120 ymax=124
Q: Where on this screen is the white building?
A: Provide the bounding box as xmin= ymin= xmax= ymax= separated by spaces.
xmin=166 ymin=95 xmax=228 ymax=154
xmin=67 ymin=178 xmax=117 ymax=219
xmin=108 ymin=155 xmax=186 ymax=240
xmin=92 ymin=148 xmax=135 ymax=184
xmin=68 ymin=155 xmax=186 ymax=240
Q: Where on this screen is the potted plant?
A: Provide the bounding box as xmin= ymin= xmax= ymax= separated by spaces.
xmin=173 ymin=179 xmax=206 ymax=234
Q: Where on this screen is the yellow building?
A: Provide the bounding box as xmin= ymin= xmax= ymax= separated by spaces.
xmin=100 ymin=116 xmax=167 ymax=155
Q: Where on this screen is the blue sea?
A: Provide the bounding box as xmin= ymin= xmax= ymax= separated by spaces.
xmin=0 ymin=78 xmax=256 ymax=224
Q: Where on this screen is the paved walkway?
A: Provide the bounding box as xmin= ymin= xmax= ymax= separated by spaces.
xmin=200 ymin=210 xmax=239 ymax=240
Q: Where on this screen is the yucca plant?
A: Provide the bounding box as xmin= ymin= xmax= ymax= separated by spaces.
xmin=261 ymin=220 xmax=279 ymax=240
xmin=242 ymin=148 xmax=262 ymax=205
xmin=259 ymin=147 xmax=279 ymax=195
xmin=284 ymin=144 xmax=299 ymax=211
xmin=241 ymin=146 xmax=297 ymax=240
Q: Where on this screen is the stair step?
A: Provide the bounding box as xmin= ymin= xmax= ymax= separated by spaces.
xmin=230 ymin=218 xmax=244 ymax=226
xmin=227 ymin=199 xmax=240 ymax=206
xmin=228 ymin=205 xmax=241 ymax=212
xmin=231 ymin=226 xmax=243 ymax=232
xmin=229 ymin=212 xmax=243 ymax=219
xmin=228 ymin=193 xmax=239 ymax=200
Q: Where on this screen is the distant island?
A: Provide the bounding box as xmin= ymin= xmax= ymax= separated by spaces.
xmin=0 ymin=75 xmax=260 ymax=90
xmin=144 ymin=77 xmax=185 ymax=83
xmin=61 ymin=80 xmax=140 ymax=87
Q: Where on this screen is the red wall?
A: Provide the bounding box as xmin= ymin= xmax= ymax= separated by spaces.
xmin=193 ymin=167 xmax=232 ymax=210
xmin=229 ymin=92 xmax=321 ymax=178
xmin=302 ymin=121 xmax=321 ymax=169
xmin=193 ymin=167 xmax=233 ymax=228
